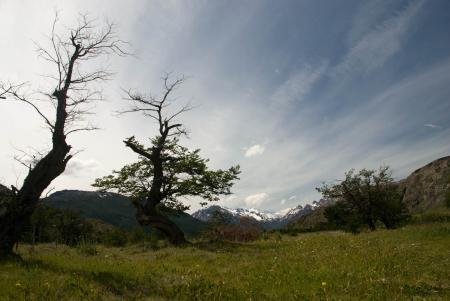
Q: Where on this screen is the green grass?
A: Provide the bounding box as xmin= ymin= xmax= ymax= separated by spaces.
xmin=1 ymin=222 xmax=449 ymax=300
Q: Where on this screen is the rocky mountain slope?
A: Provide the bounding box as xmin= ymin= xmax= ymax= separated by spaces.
xmin=399 ymin=156 xmax=450 ymax=213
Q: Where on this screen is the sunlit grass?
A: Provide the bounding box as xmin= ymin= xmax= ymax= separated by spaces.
xmin=1 ymin=222 xmax=449 ymax=300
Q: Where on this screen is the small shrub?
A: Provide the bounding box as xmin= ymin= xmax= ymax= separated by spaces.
xmin=147 ymin=228 xmax=159 ymax=250
xmin=100 ymin=229 xmax=128 ymax=247
xmin=129 ymin=227 xmax=149 ymax=244
xmin=76 ymin=239 xmax=97 ymax=256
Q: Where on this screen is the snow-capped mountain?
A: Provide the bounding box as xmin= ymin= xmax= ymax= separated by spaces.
xmin=192 ymin=200 xmax=330 ymax=229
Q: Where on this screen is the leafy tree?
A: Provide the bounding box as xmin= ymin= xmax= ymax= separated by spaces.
xmin=0 ymin=15 xmax=127 ymax=255
xmin=317 ymin=166 xmax=409 ymax=232
xmin=93 ymin=76 xmax=240 ymax=245
xmin=21 ymin=205 xmax=93 ymax=245
xmin=323 ymin=201 xmax=363 ymax=233
xmin=55 ymin=209 xmax=94 ymax=246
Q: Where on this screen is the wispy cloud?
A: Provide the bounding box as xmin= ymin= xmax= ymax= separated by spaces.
xmin=271 ymin=63 xmax=327 ymax=105
xmin=333 ymin=0 xmax=425 ymax=77
xmin=1 ymin=0 xmax=449 ymax=215
xmin=347 ymin=0 xmax=398 ymax=46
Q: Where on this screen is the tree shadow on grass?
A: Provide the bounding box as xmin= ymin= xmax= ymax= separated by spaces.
xmin=16 ymin=257 xmax=243 ymax=300
xmin=17 ymin=258 xmax=155 ymax=298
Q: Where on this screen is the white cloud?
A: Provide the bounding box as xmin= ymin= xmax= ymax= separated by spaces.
xmin=244 ymin=192 xmax=269 ymax=207
xmin=64 ymin=159 xmax=100 ymax=177
xmin=271 ymin=63 xmax=327 ymax=105
xmin=333 ymin=0 xmax=425 ymax=76
xmin=245 ymin=144 xmax=265 ymax=157
xmin=280 ymin=199 xmax=286 ymax=205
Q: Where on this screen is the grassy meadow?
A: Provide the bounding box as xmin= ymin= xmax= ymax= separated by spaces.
xmin=0 ymin=221 xmax=449 ymax=301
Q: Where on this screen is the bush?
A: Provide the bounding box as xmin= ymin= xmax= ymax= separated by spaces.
xmin=100 ymin=229 xmax=128 ymax=247
xmin=129 ymin=227 xmax=149 ymax=244
xmin=76 ymin=239 xmax=98 ymax=256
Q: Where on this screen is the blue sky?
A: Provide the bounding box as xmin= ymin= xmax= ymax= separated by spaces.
xmin=0 ymin=0 xmax=449 ymax=212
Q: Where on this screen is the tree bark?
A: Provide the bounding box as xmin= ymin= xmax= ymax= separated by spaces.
xmin=134 ymin=202 xmax=187 ymax=246
xmin=0 ymin=146 xmax=71 ymax=255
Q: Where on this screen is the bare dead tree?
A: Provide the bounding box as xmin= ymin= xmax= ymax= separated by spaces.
xmin=0 ymin=14 xmax=128 ymax=256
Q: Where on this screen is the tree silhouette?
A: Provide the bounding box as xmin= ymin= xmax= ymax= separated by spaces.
xmin=0 ymin=14 xmax=127 ymax=256
xmin=317 ymin=166 xmax=409 ymax=232
xmin=94 ymin=75 xmax=240 ymax=245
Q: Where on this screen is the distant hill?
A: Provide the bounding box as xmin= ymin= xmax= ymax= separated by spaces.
xmin=42 ymin=190 xmax=207 ymax=236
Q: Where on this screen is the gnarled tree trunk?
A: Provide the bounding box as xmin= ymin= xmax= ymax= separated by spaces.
xmin=0 ymin=107 xmax=71 ymax=256
xmin=134 ymin=202 xmax=187 ymax=245
xmin=124 ymin=125 xmax=189 ymax=246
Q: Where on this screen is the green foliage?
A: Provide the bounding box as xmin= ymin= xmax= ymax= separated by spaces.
xmin=317 ymin=166 xmax=409 ymax=232
xmin=323 ymin=201 xmax=363 ymax=233
xmin=23 ymin=205 xmax=94 ymax=245
xmin=99 ymin=229 xmax=129 ymax=247
xmin=1 ymin=222 xmax=449 ymax=300
xmin=148 ymin=228 xmax=159 ymax=250
xmin=76 ymin=239 xmax=98 ymax=256
xmin=128 ymin=227 xmax=148 ymax=243
xmin=93 ymin=137 xmax=240 ymax=212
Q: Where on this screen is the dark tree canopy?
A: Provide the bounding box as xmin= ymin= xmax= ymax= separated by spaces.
xmin=93 ymin=75 xmax=240 ymax=245
xmin=0 ymin=14 xmax=127 ymax=256
xmin=94 ymin=137 xmax=240 ymax=213
xmin=317 ymin=166 xmax=409 ymax=232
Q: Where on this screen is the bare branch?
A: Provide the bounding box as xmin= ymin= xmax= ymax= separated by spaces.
xmin=0 ymin=82 xmax=55 ymax=132
xmin=119 ymin=74 xmax=191 ymax=138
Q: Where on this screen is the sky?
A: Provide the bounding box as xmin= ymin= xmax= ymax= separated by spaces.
xmin=0 ymin=0 xmax=449 ymax=213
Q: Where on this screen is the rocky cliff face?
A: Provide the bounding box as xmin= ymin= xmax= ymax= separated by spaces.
xmin=399 ymin=156 xmax=450 ymax=213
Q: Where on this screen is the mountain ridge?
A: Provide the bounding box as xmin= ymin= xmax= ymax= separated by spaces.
xmin=42 ymin=190 xmax=207 ymax=236
xmin=192 ymin=200 xmax=330 ymax=229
